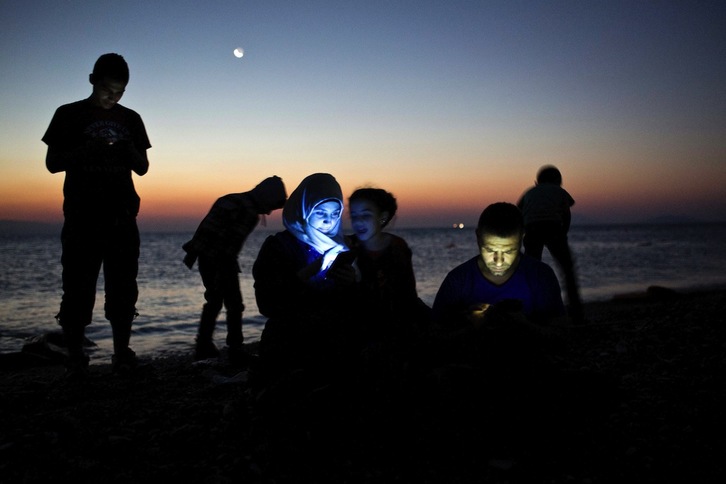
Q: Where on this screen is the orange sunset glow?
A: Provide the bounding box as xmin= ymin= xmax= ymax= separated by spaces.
xmin=1 ymin=2 xmax=725 ymax=233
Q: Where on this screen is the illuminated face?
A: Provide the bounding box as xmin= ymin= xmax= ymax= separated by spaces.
xmin=90 ymin=78 xmax=126 ymax=109
xmin=349 ymin=199 xmax=383 ymax=242
xmin=477 ymin=231 xmax=522 ymax=281
xmin=307 ymin=200 xmax=342 ymax=235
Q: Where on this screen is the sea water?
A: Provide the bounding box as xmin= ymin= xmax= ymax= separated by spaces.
xmin=2 ymin=224 xmax=726 ymax=363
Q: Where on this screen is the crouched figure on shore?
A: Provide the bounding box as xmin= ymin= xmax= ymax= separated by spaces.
xmin=183 ymin=176 xmax=287 ymax=365
xmin=430 ymin=202 xmax=566 ymax=408
xmin=424 ymin=202 xmax=621 ymax=451
xmin=433 ymin=201 xmax=565 ymax=330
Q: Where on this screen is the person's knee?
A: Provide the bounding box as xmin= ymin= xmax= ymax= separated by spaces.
xmin=224 ymin=294 xmax=244 ymax=313
xmin=203 ymin=294 xmax=225 ymax=312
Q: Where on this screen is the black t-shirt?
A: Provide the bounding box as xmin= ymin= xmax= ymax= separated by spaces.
xmin=42 ymin=99 xmax=151 ymax=217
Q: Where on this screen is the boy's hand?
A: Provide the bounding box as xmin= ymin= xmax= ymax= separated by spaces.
xmin=111 ymin=139 xmax=149 ymax=175
xmin=466 ymin=303 xmax=491 ymax=328
xmin=84 ymin=137 xmax=113 ymax=155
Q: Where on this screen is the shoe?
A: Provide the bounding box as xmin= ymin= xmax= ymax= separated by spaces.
xmin=194 ymin=340 xmax=220 ymax=361
xmin=112 ymin=348 xmax=139 ymax=375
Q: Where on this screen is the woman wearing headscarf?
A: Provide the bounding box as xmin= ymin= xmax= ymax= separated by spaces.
xmin=252 ymin=173 xmax=361 ymax=384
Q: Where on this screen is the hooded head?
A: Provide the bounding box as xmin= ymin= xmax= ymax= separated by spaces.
xmin=283 ymin=173 xmax=346 ymax=254
xmin=249 ymin=176 xmax=287 ymax=214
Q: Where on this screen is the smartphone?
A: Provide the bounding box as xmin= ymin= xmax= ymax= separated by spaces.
xmin=329 ymin=250 xmax=357 ymax=271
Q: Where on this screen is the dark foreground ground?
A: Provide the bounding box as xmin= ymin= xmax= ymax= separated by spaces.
xmin=1 ymin=288 xmax=725 ymax=483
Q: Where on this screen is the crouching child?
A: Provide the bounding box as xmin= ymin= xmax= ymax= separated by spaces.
xmin=183 ymin=176 xmax=287 ymax=365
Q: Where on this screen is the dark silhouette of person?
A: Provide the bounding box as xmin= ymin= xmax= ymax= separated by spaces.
xmin=347 ymin=187 xmax=431 ymax=386
xmin=251 ymin=173 xmax=361 ymax=386
xmin=182 ymin=176 xmax=287 ymax=365
xmin=517 ymin=165 xmax=584 ymax=324
xmin=347 ymin=187 xmax=425 ymax=322
xmin=42 ymin=53 xmax=151 ymax=377
xmin=428 ymin=203 xmax=567 ymax=448
xmin=432 ymin=202 xmax=565 ymax=328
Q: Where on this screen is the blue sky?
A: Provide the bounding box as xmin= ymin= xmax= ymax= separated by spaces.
xmin=1 ymin=0 xmax=725 ymax=229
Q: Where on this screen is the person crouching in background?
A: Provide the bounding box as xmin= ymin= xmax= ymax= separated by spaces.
xmin=183 ymin=176 xmax=287 ymax=366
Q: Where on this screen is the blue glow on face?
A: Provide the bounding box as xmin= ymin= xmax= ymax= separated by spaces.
xmin=349 ymin=199 xmax=382 ymax=242
xmin=307 ymin=200 xmax=342 ymax=235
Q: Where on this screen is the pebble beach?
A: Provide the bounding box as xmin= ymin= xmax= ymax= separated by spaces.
xmin=1 ymin=286 xmax=725 ymax=483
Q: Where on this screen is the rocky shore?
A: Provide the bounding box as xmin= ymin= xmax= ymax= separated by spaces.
xmin=1 ymin=288 xmax=725 ymax=483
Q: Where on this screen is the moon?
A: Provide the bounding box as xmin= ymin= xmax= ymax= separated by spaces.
xmin=233 ymin=47 xmax=244 ymax=58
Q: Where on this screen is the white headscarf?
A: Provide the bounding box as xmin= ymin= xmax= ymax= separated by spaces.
xmin=283 ymin=173 xmax=347 ymax=255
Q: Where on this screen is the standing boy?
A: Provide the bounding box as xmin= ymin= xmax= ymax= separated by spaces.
xmin=517 ymin=165 xmax=584 ymax=324
xmin=183 ymin=176 xmax=287 ymax=365
xmin=43 ymin=53 xmax=151 ymax=376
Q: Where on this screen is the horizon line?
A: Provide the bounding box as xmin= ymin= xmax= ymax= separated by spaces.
xmin=2 ymin=216 xmax=724 ymax=236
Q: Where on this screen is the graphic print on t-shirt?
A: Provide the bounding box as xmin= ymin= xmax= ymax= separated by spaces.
xmin=85 ymin=120 xmax=131 ymax=145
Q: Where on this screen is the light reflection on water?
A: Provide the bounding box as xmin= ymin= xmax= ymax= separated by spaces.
xmin=2 ymin=223 xmax=726 ymax=362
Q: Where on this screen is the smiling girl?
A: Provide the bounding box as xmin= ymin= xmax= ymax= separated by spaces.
xmin=347 ymin=188 xmax=431 ymax=348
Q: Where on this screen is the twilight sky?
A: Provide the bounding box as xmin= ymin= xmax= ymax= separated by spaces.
xmin=1 ymin=0 xmax=725 ymax=230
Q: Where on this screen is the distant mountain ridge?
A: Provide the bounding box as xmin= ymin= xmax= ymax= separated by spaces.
xmin=640 ymin=215 xmax=706 ymax=225
xmin=571 ymin=214 xmax=714 ymax=226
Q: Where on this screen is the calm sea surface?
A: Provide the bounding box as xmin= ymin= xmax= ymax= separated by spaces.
xmin=2 ymin=224 xmax=726 ymax=363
